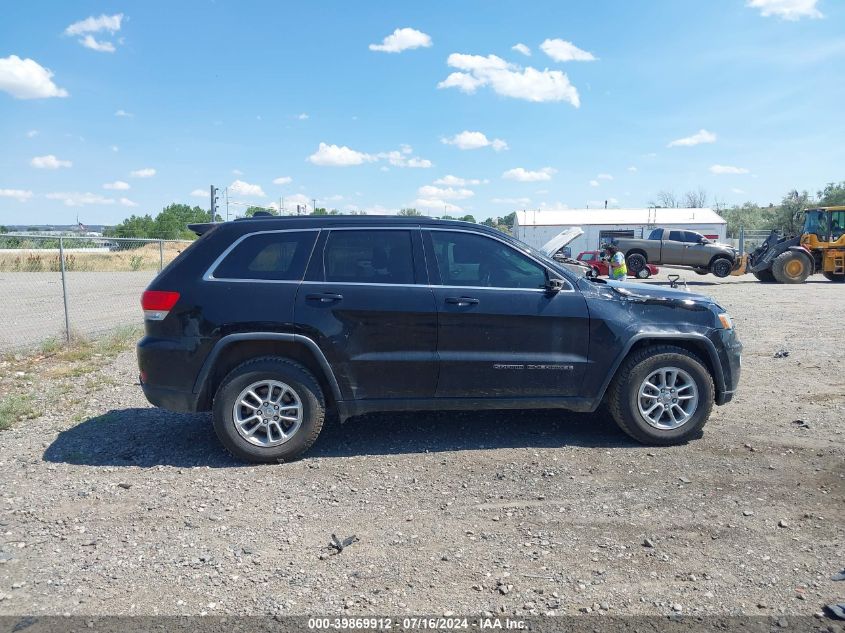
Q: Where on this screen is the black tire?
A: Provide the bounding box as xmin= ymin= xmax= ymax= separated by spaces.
xmin=606 ymin=345 xmax=715 ymax=445
xmin=710 ymin=257 xmax=733 ymax=278
xmin=822 ymin=272 xmax=845 ymax=282
xmin=636 ymin=267 xmax=651 ymax=279
xmin=693 ymin=268 xmax=709 ymax=275
xmin=753 ymin=269 xmax=776 ymax=283
xmin=212 ymin=357 xmax=325 ymax=463
xmin=626 ymin=252 xmax=647 ymax=274
xmin=771 ymin=251 xmax=812 ymax=284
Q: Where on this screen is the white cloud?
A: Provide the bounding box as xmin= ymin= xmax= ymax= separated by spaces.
xmin=512 ymin=43 xmax=531 ymax=56
xmin=414 ymin=199 xmax=464 ymax=212
xmin=119 ymin=197 xmax=137 ymax=207
xmin=26 ymin=130 xmax=38 ymax=138
xmin=540 ymin=39 xmax=597 ymax=62
xmin=31 ymin=154 xmax=72 ymax=169
xmin=65 ymin=14 xmax=124 ymax=52
xmin=627 ymin=166 xmax=638 ymax=172
xmin=731 ymin=187 xmax=746 ymax=194
xmin=190 ymin=189 xmax=207 ymax=198
xmin=297 ymin=113 xmax=309 ymax=120
xmin=417 ymin=185 xmax=475 ymax=200
xmin=438 ymin=52 xmax=580 ymax=106
xmin=747 ymin=0 xmax=822 ymax=20
xmin=308 ymin=142 xmax=376 ymax=166
xmin=65 ymin=13 xmax=123 ymax=35
xmin=229 ymin=179 xmax=267 ymax=197
xmin=441 ymin=130 xmax=508 ymax=151
xmin=46 ymin=192 xmax=114 ymax=207
xmin=103 ymin=180 xmax=130 ymax=190
xmin=114 ymin=109 xmax=132 ymax=117
xmin=80 ymin=35 xmax=115 ymax=53
xmin=491 ymin=197 xmax=531 ymax=206
xmin=502 ymin=167 xmax=556 ymax=182
xmin=369 ymin=27 xmax=432 ymax=53
xmin=0 ymin=55 xmax=69 ymax=99
xmin=0 ymin=188 xmax=34 ymax=202
xmin=130 ymin=168 xmax=156 ymax=178
xmin=434 ymin=175 xmax=482 ymax=186
xmin=437 ymin=72 xmax=486 ymax=93
xmin=377 ymin=149 xmax=433 ymax=168
xmin=273 ymin=176 xmax=293 ymax=185
xmin=232 ymin=169 xmax=244 ymax=176
xmin=667 ymin=129 xmax=717 ymax=147
xmin=709 ymin=164 xmax=750 ymax=174
xmin=589 ymin=179 xmax=600 ymax=187
xmin=596 ymin=173 xmax=613 ymax=180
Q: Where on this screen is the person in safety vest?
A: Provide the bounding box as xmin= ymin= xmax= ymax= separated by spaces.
xmin=603 ymin=243 xmax=628 ymax=280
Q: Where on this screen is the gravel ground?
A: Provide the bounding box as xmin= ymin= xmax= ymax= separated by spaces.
xmin=0 ymin=272 xmax=153 ymax=352
xmin=0 ymin=271 xmax=843 ymax=618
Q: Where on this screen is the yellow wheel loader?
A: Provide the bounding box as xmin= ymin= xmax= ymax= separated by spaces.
xmin=732 ymin=207 xmax=845 ymax=283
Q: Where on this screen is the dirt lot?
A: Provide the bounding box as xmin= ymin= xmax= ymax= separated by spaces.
xmin=0 ymin=272 xmax=842 ymax=618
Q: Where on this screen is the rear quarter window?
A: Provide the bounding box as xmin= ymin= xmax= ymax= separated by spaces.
xmin=212 ymin=230 xmax=317 ymax=281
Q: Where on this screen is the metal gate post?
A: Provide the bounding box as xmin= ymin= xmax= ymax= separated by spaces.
xmin=59 ymin=237 xmax=71 ymax=343
xmin=159 ymin=239 xmax=164 ymax=271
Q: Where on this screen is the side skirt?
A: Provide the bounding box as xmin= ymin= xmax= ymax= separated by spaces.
xmin=336 ymin=396 xmax=596 ymax=422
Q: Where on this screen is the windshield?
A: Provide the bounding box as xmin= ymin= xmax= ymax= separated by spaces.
xmin=803 ymin=210 xmax=829 ymax=240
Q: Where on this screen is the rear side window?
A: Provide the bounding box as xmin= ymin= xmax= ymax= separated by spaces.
xmin=668 ymin=230 xmax=684 ymax=241
xmin=323 ymin=230 xmax=415 ymax=284
xmin=213 ymin=231 xmax=317 ymax=280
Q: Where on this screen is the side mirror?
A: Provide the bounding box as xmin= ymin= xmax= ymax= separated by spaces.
xmin=545 ymin=277 xmax=564 ymax=294
xmin=699 ymin=237 xmax=708 ymax=244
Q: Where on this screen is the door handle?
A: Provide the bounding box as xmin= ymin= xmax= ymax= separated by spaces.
xmin=445 ymin=296 xmax=479 ymax=306
xmin=306 ymin=293 xmax=343 ymax=303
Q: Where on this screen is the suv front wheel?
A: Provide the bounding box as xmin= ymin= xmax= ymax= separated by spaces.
xmin=607 ymin=345 xmax=714 ymax=445
xmin=212 ymin=357 xmax=325 ymax=463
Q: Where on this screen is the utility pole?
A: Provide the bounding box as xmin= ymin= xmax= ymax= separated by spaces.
xmin=312 ymin=198 xmax=317 ymax=214
xmin=225 ymin=187 xmax=229 ymax=221
xmin=210 ymin=185 xmax=219 ymax=221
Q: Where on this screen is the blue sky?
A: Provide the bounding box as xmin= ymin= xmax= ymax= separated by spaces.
xmin=1 ymin=0 xmax=843 ymax=225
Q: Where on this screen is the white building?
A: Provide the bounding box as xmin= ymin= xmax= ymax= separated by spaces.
xmin=514 ymin=208 xmax=727 ymax=256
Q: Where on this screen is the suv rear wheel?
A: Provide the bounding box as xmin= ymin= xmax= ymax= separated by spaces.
xmin=607 ymin=345 xmax=714 ymax=445
xmin=212 ymin=357 xmax=325 ymax=463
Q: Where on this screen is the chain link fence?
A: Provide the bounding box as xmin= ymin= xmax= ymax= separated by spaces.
xmin=726 ymin=228 xmax=775 ymax=254
xmin=0 ymin=234 xmax=194 ymax=353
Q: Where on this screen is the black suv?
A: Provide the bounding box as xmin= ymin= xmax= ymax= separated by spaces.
xmin=138 ymin=216 xmax=741 ymax=463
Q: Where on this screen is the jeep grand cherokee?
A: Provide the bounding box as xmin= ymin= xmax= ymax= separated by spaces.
xmin=137 ymin=216 xmax=741 ymax=463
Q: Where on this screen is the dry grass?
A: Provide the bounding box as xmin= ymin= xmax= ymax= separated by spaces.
xmin=0 ymin=326 xmax=142 ymax=431
xmin=0 ymin=242 xmax=189 ymax=272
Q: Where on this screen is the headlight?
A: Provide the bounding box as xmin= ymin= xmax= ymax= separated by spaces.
xmin=717 ymin=313 xmax=733 ymax=329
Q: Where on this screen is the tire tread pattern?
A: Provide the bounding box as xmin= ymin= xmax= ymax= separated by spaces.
xmin=607 ymin=345 xmax=715 ymax=445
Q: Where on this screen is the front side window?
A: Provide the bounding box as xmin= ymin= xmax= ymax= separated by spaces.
xmin=430 ymin=231 xmax=547 ymax=289
xmin=323 ymin=230 xmax=415 ymax=284
xmin=213 ymin=231 xmax=317 ymax=280
xmin=683 ymin=231 xmax=704 ymax=243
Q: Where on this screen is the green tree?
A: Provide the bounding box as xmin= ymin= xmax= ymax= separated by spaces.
xmin=309 ymin=207 xmax=340 ymax=215
xmin=106 ymin=204 xmax=218 ymax=239
xmin=718 ymin=202 xmax=769 ymax=237
xmin=458 ymin=214 xmax=476 ymax=223
xmin=398 ymin=208 xmax=423 ymax=216
xmin=818 ymin=181 xmax=845 ymax=206
xmin=768 ymin=190 xmax=810 ymax=235
xmin=0 ymin=225 xmax=8 ymax=234
xmin=244 ymin=206 xmax=278 ymax=217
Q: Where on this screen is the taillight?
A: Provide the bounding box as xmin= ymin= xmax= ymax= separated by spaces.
xmin=141 ymin=290 xmax=180 ymax=321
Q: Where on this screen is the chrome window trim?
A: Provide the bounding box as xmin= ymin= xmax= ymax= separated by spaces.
xmin=203 ymin=228 xmax=320 ymax=283
xmin=425 ymin=227 xmax=575 ymax=292
xmin=203 ymin=224 xmax=575 ymax=293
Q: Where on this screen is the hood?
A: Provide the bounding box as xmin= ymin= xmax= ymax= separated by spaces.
xmin=540 ymin=227 xmax=583 ymax=256
xmin=599 ymin=278 xmax=714 ymax=306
